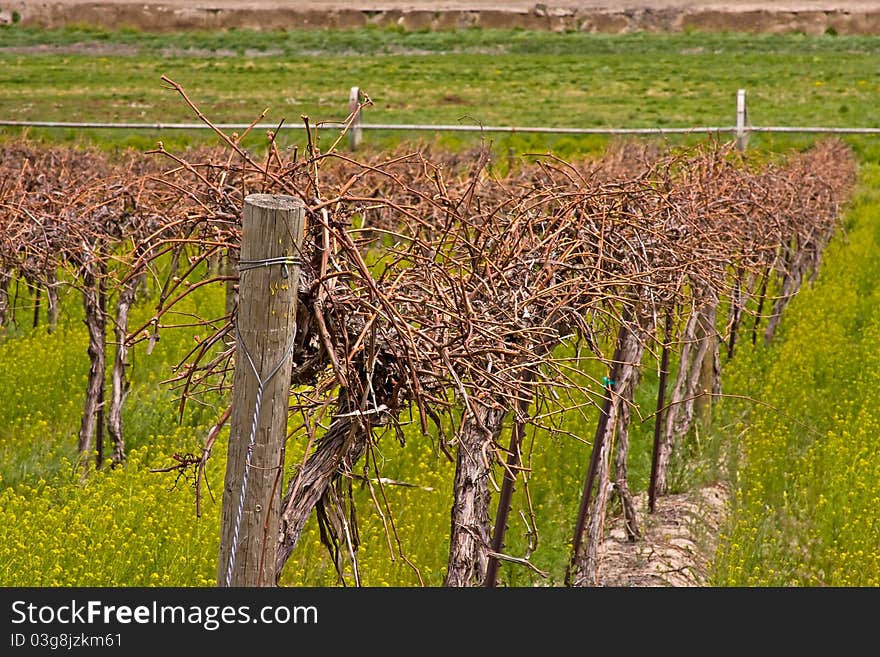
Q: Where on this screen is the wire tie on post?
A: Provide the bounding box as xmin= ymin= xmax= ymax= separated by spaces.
xmin=224 ymin=311 xmax=299 ymax=587
xmin=238 ymin=255 xmax=301 ymax=276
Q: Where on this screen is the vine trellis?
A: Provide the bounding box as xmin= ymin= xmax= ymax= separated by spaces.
xmin=0 ymin=81 xmax=856 ymax=586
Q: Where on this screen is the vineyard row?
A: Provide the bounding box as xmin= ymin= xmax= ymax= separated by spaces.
xmin=0 ymin=118 xmax=856 ymax=586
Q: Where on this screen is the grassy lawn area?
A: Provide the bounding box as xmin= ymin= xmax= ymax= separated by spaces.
xmin=711 ymin=163 xmax=880 ymax=586
xmin=2 ymin=27 xmax=879 ymax=156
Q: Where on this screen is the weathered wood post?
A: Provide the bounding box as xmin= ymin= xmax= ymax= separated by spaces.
xmin=735 ymin=88 xmax=749 ymax=152
xmin=348 ymin=86 xmax=363 ymax=151
xmin=218 ymin=194 xmax=305 ymax=587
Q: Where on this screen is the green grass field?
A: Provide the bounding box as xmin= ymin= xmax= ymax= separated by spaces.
xmin=2 ymin=26 xmax=879 ymax=156
xmin=710 ymin=164 xmax=880 ymax=586
xmin=2 ymin=25 xmax=880 ymax=587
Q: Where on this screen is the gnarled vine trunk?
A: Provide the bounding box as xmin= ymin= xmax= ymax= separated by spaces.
xmin=654 ymin=292 xmax=719 ymax=498
xmin=31 ymin=282 xmax=41 ymax=329
xmin=612 ymin=320 xmax=649 ymax=542
xmin=485 ymin=377 xmax=534 ymax=588
xmin=569 ymin=319 xmax=645 ymax=587
xmin=444 ymin=400 xmax=505 ymax=587
xmin=0 ymin=269 xmax=11 ymax=329
xmin=275 ymin=405 xmax=369 ymax=583
xmin=107 ymin=271 xmax=143 ymax=465
xmin=764 ymin=238 xmax=817 ymax=345
xmin=46 ymin=269 xmax=60 ymax=333
xmin=78 ymin=260 xmax=107 ymax=476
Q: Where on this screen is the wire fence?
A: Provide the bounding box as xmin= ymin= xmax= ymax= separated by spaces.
xmin=3 ymin=89 xmax=879 ymax=145
xmin=2 ymin=120 xmax=880 ymax=135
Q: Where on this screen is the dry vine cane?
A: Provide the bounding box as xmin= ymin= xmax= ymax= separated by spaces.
xmin=81 ymin=77 xmax=856 ymax=588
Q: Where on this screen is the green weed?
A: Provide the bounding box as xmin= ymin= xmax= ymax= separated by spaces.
xmin=709 ymin=165 xmax=880 ymax=586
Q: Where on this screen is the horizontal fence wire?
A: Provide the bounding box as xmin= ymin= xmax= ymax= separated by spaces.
xmin=2 ymin=119 xmax=880 ymax=135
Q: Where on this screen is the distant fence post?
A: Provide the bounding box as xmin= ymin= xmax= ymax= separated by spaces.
xmin=349 ymin=86 xmax=363 ymax=150
xmin=217 ymin=193 xmax=305 ymax=587
xmin=736 ymin=88 xmax=749 ymax=151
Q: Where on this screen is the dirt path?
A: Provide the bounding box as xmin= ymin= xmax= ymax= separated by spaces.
xmin=5 ymin=1 xmax=880 ymax=33
xmin=596 ymin=482 xmax=729 ymax=587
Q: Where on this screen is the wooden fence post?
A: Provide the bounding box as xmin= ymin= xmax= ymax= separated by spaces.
xmin=218 ymin=193 xmax=305 ymax=587
xmin=736 ymin=88 xmax=749 ymax=151
xmin=349 ymin=86 xmax=363 ymax=150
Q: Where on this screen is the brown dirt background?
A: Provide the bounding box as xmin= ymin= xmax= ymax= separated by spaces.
xmin=5 ymin=1 xmax=880 ymax=34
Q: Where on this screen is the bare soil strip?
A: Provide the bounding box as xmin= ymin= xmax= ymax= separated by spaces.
xmin=5 ymin=1 xmax=880 ymax=34
xmin=597 ymin=483 xmax=729 ymax=587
